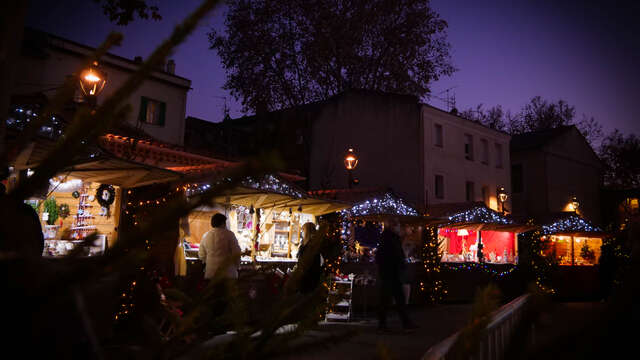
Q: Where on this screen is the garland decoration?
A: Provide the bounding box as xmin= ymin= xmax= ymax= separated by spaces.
xmin=420 ymin=225 xmax=446 ymax=304
xmin=97 ymin=184 xmax=116 ymax=217
xmin=58 ymin=203 xmax=70 ymax=219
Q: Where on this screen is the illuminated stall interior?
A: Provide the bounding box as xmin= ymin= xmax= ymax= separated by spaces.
xmin=311 ymin=188 xmax=422 ymax=262
xmin=540 ymin=213 xmax=605 ymax=266
xmin=427 ymin=202 xmax=528 ymax=264
xmin=6 ymin=129 xmax=185 ymax=258
xmin=182 ymin=175 xmax=348 ymax=263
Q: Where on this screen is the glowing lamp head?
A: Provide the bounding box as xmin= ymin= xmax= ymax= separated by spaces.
xmin=79 ymin=61 xmax=107 ymax=99
xmin=344 ymin=148 xmax=359 ymax=170
xmin=457 ymin=229 xmax=469 ymax=236
xmin=571 ymin=196 xmax=580 ymax=211
xmin=498 ymin=186 xmax=508 ymax=203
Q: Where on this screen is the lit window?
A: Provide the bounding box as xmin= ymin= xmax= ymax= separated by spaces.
xmin=139 ymin=96 xmax=166 ymax=126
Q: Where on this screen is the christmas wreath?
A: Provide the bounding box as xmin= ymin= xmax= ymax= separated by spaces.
xmin=58 ymin=203 xmax=70 ymax=219
xmin=96 ymin=184 xmax=116 ymax=208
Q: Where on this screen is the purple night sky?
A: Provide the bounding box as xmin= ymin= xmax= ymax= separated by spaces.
xmin=25 ymin=0 xmax=639 ymax=138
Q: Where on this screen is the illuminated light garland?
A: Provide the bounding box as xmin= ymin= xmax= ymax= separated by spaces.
xmin=341 ymin=193 xmax=419 ymax=217
xmin=442 ymin=262 xmax=517 ymax=278
xmin=541 ymin=214 xmax=601 ymax=235
xmin=186 ymin=174 xmax=306 ymax=199
xmin=447 ymin=205 xmax=512 ymax=224
xmin=420 ymin=225 xmax=446 ymax=303
xmin=242 ymin=174 xmax=306 ymax=198
xmin=7 ymin=105 xmax=64 ymax=138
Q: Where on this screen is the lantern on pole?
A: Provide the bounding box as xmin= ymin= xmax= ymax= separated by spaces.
xmin=344 ymin=148 xmax=359 ymax=189
xmin=79 ymin=61 xmax=107 ymax=107
xmin=571 ymin=196 xmax=580 ymax=214
xmin=497 ymin=186 xmax=508 ymax=214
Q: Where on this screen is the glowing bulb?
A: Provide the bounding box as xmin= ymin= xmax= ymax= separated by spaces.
xmin=84 ymin=72 xmax=101 ymax=82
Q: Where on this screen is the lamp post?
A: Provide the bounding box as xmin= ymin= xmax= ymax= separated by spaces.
xmin=344 ymin=148 xmax=359 ymax=189
xmin=497 ymin=186 xmax=508 ymax=215
xmin=78 ymin=61 xmax=107 ymax=107
xmin=571 ymin=196 xmax=580 ymax=214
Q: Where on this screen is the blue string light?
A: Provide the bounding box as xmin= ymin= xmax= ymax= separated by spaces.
xmin=541 ymin=214 xmax=601 ymax=235
xmin=447 ymin=205 xmax=512 ymax=224
xmin=341 ymin=193 xmax=419 ymax=217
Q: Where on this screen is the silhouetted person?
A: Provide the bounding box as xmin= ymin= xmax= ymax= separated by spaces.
xmin=297 ymin=222 xmax=322 ymax=294
xmin=375 ymin=217 xmax=417 ymax=332
xmin=0 ymin=182 xmax=44 ymax=258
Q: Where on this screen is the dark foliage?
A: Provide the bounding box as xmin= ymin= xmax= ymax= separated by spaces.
xmin=598 ymin=129 xmax=640 ymax=189
xmin=461 ymin=96 xmax=603 ymax=147
xmin=210 ymin=0 xmax=455 ymax=113
xmin=95 ymin=0 xmax=162 ymax=25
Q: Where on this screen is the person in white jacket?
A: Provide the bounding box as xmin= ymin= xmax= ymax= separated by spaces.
xmin=198 ymin=213 xmax=242 ymax=279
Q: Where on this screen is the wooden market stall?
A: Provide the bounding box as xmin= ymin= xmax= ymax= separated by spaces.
xmin=181 ymin=174 xmax=349 ymax=264
xmin=538 ymin=212 xmax=606 ymax=266
xmin=425 ymin=202 xmax=532 ymax=265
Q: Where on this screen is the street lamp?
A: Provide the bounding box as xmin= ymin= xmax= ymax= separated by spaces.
xmin=497 ymin=186 xmax=508 ymax=214
xmin=79 ymin=61 xmax=107 ymax=107
xmin=344 ymin=148 xmax=359 ymax=189
xmin=571 ymin=196 xmax=580 ymax=214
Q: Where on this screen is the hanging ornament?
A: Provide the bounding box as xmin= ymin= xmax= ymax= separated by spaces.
xmin=72 ymin=191 xmax=80 ymax=199
xmin=96 ymin=184 xmax=116 ymax=217
xmin=58 ymin=203 xmax=70 ymax=219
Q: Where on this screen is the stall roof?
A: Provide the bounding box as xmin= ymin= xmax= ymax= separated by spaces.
xmin=197 ymin=174 xmax=350 ymax=216
xmin=538 ymin=212 xmax=606 ymax=236
xmin=7 ymin=131 xmax=182 ymax=188
xmin=425 ymin=202 xmax=534 ymax=233
xmin=63 ymin=155 xmax=181 ymax=188
xmin=310 ymin=188 xmax=420 ymax=218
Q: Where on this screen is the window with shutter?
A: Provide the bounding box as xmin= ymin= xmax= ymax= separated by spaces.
xmin=139 ymin=96 xmax=166 ymax=126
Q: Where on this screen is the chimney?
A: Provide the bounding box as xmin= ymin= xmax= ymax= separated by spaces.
xmin=166 ymin=59 xmax=175 ymax=74
xmin=133 ymin=56 xmax=143 ymax=64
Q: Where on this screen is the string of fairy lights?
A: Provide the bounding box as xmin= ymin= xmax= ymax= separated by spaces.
xmin=447 ymin=205 xmax=513 ymax=224
xmin=420 ymin=225 xmax=446 ymax=303
xmin=441 ymin=262 xmax=517 ymax=277
xmin=341 ymin=193 xmax=419 ymax=218
xmin=541 ymin=214 xmax=601 ymax=235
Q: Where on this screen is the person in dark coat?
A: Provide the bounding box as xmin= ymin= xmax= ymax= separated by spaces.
xmin=375 ymin=217 xmax=418 ymax=331
xmin=297 ymin=222 xmax=322 ymax=294
xmin=0 ymin=182 xmax=44 ymax=258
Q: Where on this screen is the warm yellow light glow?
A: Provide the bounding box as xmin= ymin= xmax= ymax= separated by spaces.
xmin=344 ymin=148 xmax=359 ymax=170
xmin=84 ymin=72 xmax=101 ymax=82
xmin=457 ymin=229 xmax=469 ymax=236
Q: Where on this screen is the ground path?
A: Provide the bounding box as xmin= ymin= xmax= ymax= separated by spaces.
xmin=273 ymin=304 xmax=472 ymax=360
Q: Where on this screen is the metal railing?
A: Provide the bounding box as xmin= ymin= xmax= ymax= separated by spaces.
xmin=422 ymin=294 xmax=530 ymax=360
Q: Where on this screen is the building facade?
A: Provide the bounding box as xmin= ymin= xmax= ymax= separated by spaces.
xmin=13 ymin=28 xmax=191 ymax=145
xmin=422 ymin=105 xmax=511 ymax=211
xmin=510 ymin=126 xmax=602 ymax=224
xmin=185 ymin=90 xmax=511 ymax=213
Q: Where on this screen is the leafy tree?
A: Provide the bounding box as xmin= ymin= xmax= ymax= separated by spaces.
xmin=95 ymin=0 xmax=162 ymax=25
xmin=461 ymin=96 xmax=603 ymax=146
xmin=460 ymin=104 xmax=511 ymax=132
xmin=210 ymin=0 xmax=455 ymax=113
xmin=599 ymin=129 xmax=640 ymax=189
